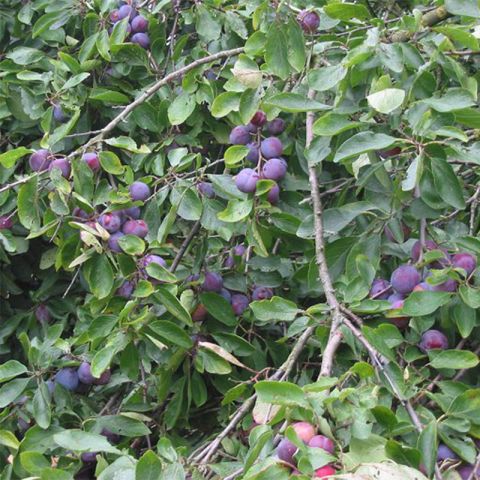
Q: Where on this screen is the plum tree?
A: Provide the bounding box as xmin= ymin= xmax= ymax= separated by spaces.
xmin=129 ymin=181 xmax=151 ymax=201
xmin=235 ymin=168 xmax=259 ymax=193
xmin=419 ymin=330 xmax=448 ymax=352
xmin=390 ymin=265 xmax=420 ymax=294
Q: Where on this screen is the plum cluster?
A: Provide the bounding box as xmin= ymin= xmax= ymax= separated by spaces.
xmin=229 ymin=111 xmax=287 ymax=205
xmin=188 ymin=262 xmax=274 ymax=321
xmin=53 ymin=362 xmax=111 ymax=393
xmin=276 ymin=421 xmax=336 ymax=477
xmin=109 ymin=2 xmax=150 ymax=49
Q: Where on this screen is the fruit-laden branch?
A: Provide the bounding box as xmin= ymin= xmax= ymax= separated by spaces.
xmin=81 ymin=47 xmax=244 ymax=151
xmin=191 ymin=326 xmax=316 ymax=466
xmin=306 ymin=89 xmax=346 ymax=377
xmin=390 ymin=6 xmax=451 ymax=42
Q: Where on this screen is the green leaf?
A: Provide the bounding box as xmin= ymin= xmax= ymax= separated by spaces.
xmin=402 ymin=291 xmax=451 ymax=316
xmin=232 ymin=55 xmax=262 ymax=88
xmin=145 ymin=263 xmax=177 ymax=283
xmin=324 ymin=2 xmax=370 ymax=20
xmin=148 ymin=321 xmax=193 ymax=349
xmin=287 ymin=19 xmax=306 ymax=72
xmin=255 ymin=381 xmax=307 ymax=407
xmin=367 ymin=88 xmax=405 ymax=114
xmin=99 ymin=457 xmax=136 ymax=480
xmin=431 ymin=158 xmax=466 ymax=209
xmin=91 ymin=344 xmax=117 ymax=378
xmin=96 ymin=29 xmax=111 ymax=61
xmin=334 ymin=132 xmax=397 ymax=163
xmin=32 ymin=11 xmax=69 ymax=39
xmin=154 ymin=286 xmax=192 ymax=326
xmin=0 ymin=361 xmax=27 ymax=382
xmin=429 ymin=350 xmax=479 ymax=370
xmin=99 ymin=151 xmax=124 ymax=175
xmin=0 ymin=378 xmax=29 ymax=408
xmin=18 ymin=177 xmax=40 ymax=229
xmin=97 ymin=415 xmax=151 ymax=437
xmin=308 ymin=65 xmax=347 ymax=92
xmin=6 ymin=47 xmax=44 ymax=65
xmin=84 ymin=255 xmax=114 ymax=299
xmin=224 ymin=145 xmax=249 ymax=168
xmin=53 ymin=430 xmax=120 ymax=454
xmin=264 ymin=93 xmax=331 ymax=113
xmin=423 ymin=88 xmax=475 ymax=112
xmin=313 ymin=113 xmax=362 ymax=137
xmin=0 ymin=430 xmax=20 ymax=450
xmin=20 ymin=451 xmax=50 ymax=475
xmin=196 ymin=5 xmax=221 ymax=42
xmin=136 ymin=450 xmax=162 ymax=479
xmin=218 ymin=198 xmax=253 ymax=223
xmin=89 ymin=88 xmax=130 ymax=105
xmin=447 ymin=389 xmax=480 ymax=423
xmin=0 ymin=147 xmax=32 ymax=168
xmin=459 ymin=285 xmax=480 ymax=308
xmin=418 ymin=421 xmax=437 ymax=478
xmin=211 ymin=92 xmax=240 ymax=118
xmin=105 ymin=136 xmax=150 ymax=153
xmin=200 ymin=292 xmax=237 ymax=326
xmin=265 ymin=26 xmax=290 ymax=80
xmin=118 ymin=235 xmax=145 ymax=256
xmin=32 ymin=382 xmax=51 ymax=429
xmin=445 ymin=0 xmax=480 ymax=18
xmin=168 ymin=92 xmax=196 ymax=125
xmin=250 ymin=296 xmax=299 ymax=322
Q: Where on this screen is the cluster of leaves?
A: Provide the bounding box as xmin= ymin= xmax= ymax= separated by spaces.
xmin=0 ymin=0 xmax=480 ymax=479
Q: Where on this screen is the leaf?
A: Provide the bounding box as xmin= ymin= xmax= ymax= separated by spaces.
xmin=224 ymin=145 xmax=249 ymax=168
xmin=96 ymin=29 xmax=111 ymax=61
xmin=265 ymin=26 xmax=290 ymax=80
xmin=447 ymin=389 xmax=480 ymax=423
xmin=429 ymin=350 xmax=479 ymax=370
xmin=264 ymin=93 xmax=331 ymax=113
xmin=334 ymin=132 xmax=397 ymax=163
xmin=0 ymin=430 xmax=20 ymax=450
xmin=232 ymin=55 xmax=262 ymax=89
xmin=367 ymin=89 xmax=405 ymax=114
xmin=154 ymin=287 xmax=193 ymax=326
xmin=0 ymin=147 xmax=32 ymax=168
xmin=148 ymin=321 xmax=193 ymax=349
xmin=98 ymin=457 xmax=136 ymax=480
xmin=6 ymin=47 xmax=44 ymax=65
xmin=0 ymin=361 xmax=27 ymax=382
xmin=308 ymin=65 xmax=347 ymax=92
xmin=145 ymin=263 xmax=177 ymax=283
xmin=18 ymin=177 xmax=40 ymax=229
xmin=445 ymin=0 xmax=480 ymax=18
xmin=89 ymin=88 xmax=130 ymax=105
xmin=97 ymin=415 xmax=151 ymax=437
xmin=402 ymin=291 xmax=451 ymax=316
xmin=0 ymin=378 xmax=29 ymax=408
xmin=84 ymin=255 xmax=114 ymax=299
xmin=287 ymin=19 xmax=306 ymax=72
xmin=136 ymin=450 xmax=162 ymax=480
xmin=32 ymin=382 xmax=51 ymax=429
xmin=339 ymin=462 xmax=429 ymax=480
xmin=20 ymin=451 xmax=50 ymax=475
xmin=211 ymin=92 xmax=240 ymax=118
xmin=54 ymin=430 xmax=120 ymax=454
xmin=402 ymin=154 xmax=423 ymax=192
xmin=200 ymin=292 xmax=237 ymax=326
xmin=99 ymin=151 xmax=124 ymax=175
xmin=254 ymin=381 xmax=307 ymax=407
xmin=250 ymin=296 xmax=299 ymax=322
xmin=313 ymin=113 xmax=362 ymax=136
xmin=105 ymin=136 xmax=150 ymax=153
xmin=324 ymin=2 xmax=370 ymax=20
xmin=422 ymin=88 xmax=475 ymax=112
xmin=118 ymin=235 xmax=145 ymax=256
xmin=168 ymin=92 xmax=196 ymax=125
xmin=418 ymin=422 xmax=437 ymax=478
xmin=198 ymin=341 xmax=248 ymax=369
xmin=218 ymin=198 xmax=253 ymax=223
xmin=431 ymin=158 xmax=466 ymax=209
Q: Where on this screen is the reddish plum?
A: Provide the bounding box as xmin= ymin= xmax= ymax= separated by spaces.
xmin=276 ymin=438 xmax=297 ymax=464
xmin=411 ymin=240 xmax=439 ymax=263
xmin=94 ymin=369 xmax=111 ymax=385
xmin=308 ymin=435 xmax=335 ymax=454
xmin=122 ymin=219 xmax=148 ymax=238
xmin=99 ymin=212 xmax=122 ymax=233
xmin=250 ymin=110 xmax=267 ymax=127
xmin=314 ymin=466 xmax=336 ymax=478
xmin=413 ymin=281 xmax=435 ymax=292
xmin=192 ymin=304 xmax=208 ymax=322
xmin=452 ymin=252 xmax=477 ymax=276
xmin=292 ymin=422 xmax=316 ymax=443
xmin=82 ymin=152 xmax=100 ymax=171
xmin=390 ymin=265 xmax=420 ymax=294
xmin=419 ymin=330 xmax=448 ymax=352
xmin=0 ymin=216 xmax=13 ymax=230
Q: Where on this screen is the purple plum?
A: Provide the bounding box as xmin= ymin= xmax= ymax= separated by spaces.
xmin=202 ymin=272 xmax=223 ymax=292
xmin=117 ymin=281 xmax=134 ymax=299
xmin=250 ymin=111 xmax=267 ymax=127
xmin=55 ymin=368 xmax=79 ymax=391
xmin=267 ymin=182 xmax=280 ymax=204
xmin=252 ymin=286 xmax=273 ymax=301
xmin=131 ymin=15 xmax=148 ymax=33
xmin=277 ymin=437 xmax=297 ymax=464
xmin=78 ymin=362 xmax=95 ymax=385
xmin=235 ymin=168 xmax=259 ymax=193
xmin=131 ymin=32 xmax=150 ymax=48
xmin=452 ymin=252 xmax=477 ymax=276
xmin=229 ymin=126 xmax=251 ymax=145
xmin=29 ymin=149 xmax=52 ymax=172
xmin=260 ymin=137 xmax=283 ymax=159
xmin=99 ymin=212 xmax=122 ymax=233
xmin=49 ymin=157 xmax=71 ymax=178
xmin=419 ymin=330 xmax=448 ymax=352
xmin=297 ymin=10 xmax=320 ymax=33
xmin=267 ymin=118 xmax=285 ymax=135
xmin=308 ymin=435 xmax=334 ymax=454
xmin=108 ymin=231 xmax=124 ymax=252
xmin=122 ymin=219 xmax=148 ymax=238
xmin=231 ymin=293 xmax=249 ymax=316
xmin=82 ymin=152 xmax=100 ymax=172
xmin=129 ymin=181 xmax=150 ymax=201
xmin=0 ymin=216 xmax=13 ymax=230
xmin=197 ymin=182 xmax=215 ymax=198
xmin=262 ymin=158 xmax=287 ymax=181
xmin=390 ymin=265 xmax=421 ymax=294
xmin=369 ymin=279 xmax=391 ymax=299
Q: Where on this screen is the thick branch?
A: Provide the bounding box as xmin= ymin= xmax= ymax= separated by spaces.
xmin=390 ymin=7 xmax=450 ymax=42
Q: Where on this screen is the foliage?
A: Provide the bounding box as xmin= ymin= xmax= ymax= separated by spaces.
xmin=0 ymin=0 xmax=479 ymax=479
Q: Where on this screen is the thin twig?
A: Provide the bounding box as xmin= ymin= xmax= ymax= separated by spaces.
xmin=170 ymin=220 xmax=201 ymax=273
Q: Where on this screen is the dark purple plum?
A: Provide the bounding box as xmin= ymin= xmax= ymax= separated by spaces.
xmin=78 ymin=362 xmax=95 ymax=385
xmin=131 ymin=15 xmax=148 ymax=33
xmin=267 ymin=118 xmax=285 ymax=135
xmin=297 ymin=10 xmax=320 ymax=33
xmin=437 ymin=444 xmax=458 ymax=461
xmin=49 ymin=157 xmax=71 ymax=178
xmin=308 ymin=435 xmax=334 ymax=454
xmin=220 ymin=288 xmax=232 ymax=302
xmin=122 ymin=219 xmax=148 ymax=238
xmin=411 ymin=239 xmax=439 ymax=262
xmin=369 ymin=279 xmax=391 ymax=300
xmin=292 ymin=422 xmax=316 ymax=443
xmin=110 ymin=9 xmax=120 ymax=22
xmin=108 ymin=232 xmax=124 ymax=252
xmin=131 ymin=32 xmax=150 ymax=48
xmin=101 ymin=428 xmax=120 ymax=444
xmin=99 ymin=212 xmax=122 ymax=233
xmin=246 ymin=143 xmax=260 ymax=164
xmin=81 ymin=452 xmax=98 ymax=464
xmin=419 ymin=330 xmax=448 ymax=352
xmin=260 ymin=137 xmax=283 ymax=159
xmin=452 ymin=252 xmax=477 ymax=276
xmin=197 ymin=182 xmax=215 ymax=198
xmin=117 ymin=280 xmax=134 ymax=299
xmin=231 ymin=294 xmax=249 ymax=316
xmin=0 ymin=216 xmax=13 ymax=230
xmin=250 ymin=111 xmax=267 ymax=127
xmin=18 ymin=417 xmax=30 ymax=432
xmin=267 ymin=182 xmax=280 ymax=204
xmin=82 ymin=152 xmax=100 ymax=172
xmin=29 ymin=149 xmax=52 ymax=172
xmin=123 ymin=206 xmax=141 ymax=219
xmin=118 ymin=4 xmax=136 ymax=20
xmin=277 ymin=438 xmax=297 ymax=464
xmin=235 ymin=168 xmax=259 ymax=193
xmin=55 ymin=368 xmax=79 ymax=391
xmin=262 ymin=158 xmax=287 ymax=181
xmin=458 ymin=465 xmax=479 ymax=480
xmin=35 ymin=304 xmax=50 ymax=323
xmin=233 ymin=244 xmax=246 ymax=256
xmin=73 ymin=207 xmax=90 ymax=220
xmin=192 ymin=304 xmax=208 ymax=322
xmin=252 ymin=286 xmax=273 ymax=301
xmin=202 ymin=272 xmax=223 ymax=292
xmin=390 ymin=265 xmax=420 ymax=294
xmin=53 ymin=105 xmax=67 ymax=123
xmin=141 ymin=254 xmax=167 ymax=272
xmin=223 ymin=255 xmax=235 ymax=268
xmin=246 ymin=123 xmax=258 ymax=133
xmin=129 ymin=181 xmax=150 ymax=201
xmin=387 ymin=295 xmax=409 ymax=329
xmin=229 ymin=126 xmax=251 ymax=145
xmin=93 ymin=369 xmax=111 ymax=385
